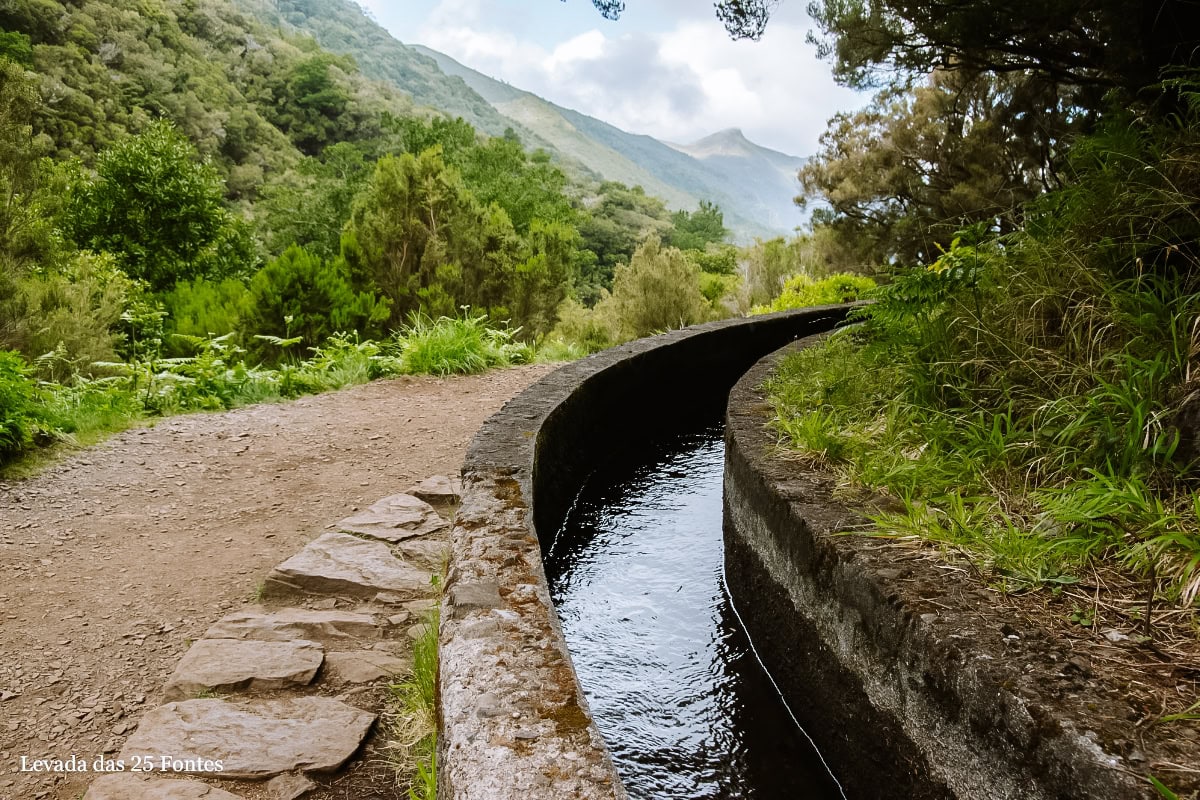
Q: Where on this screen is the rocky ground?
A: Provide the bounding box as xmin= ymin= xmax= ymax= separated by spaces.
xmin=0 ymin=365 xmax=557 ymax=800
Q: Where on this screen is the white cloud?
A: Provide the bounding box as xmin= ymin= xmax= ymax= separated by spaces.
xmin=408 ymin=1 xmax=863 ymax=156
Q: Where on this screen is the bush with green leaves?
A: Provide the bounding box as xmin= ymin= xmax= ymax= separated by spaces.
xmin=4 ymin=250 xmax=130 ymax=380
xmin=0 ymin=349 xmax=38 ymax=457
xmin=62 ymin=121 xmax=255 ymax=293
xmin=752 ymin=272 xmax=876 ymax=314
xmin=602 ymin=236 xmax=714 ymax=340
xmin=393 ymin=312 xmax=532 ymax=376
xmin=241 ymin=245 xmax=390 ymax=363
xmin=162 ymin=277 xmax=253 ymax=357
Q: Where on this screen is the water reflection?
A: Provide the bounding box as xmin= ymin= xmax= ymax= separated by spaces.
xmin=545 ymin=425 xmax=843 ymax=800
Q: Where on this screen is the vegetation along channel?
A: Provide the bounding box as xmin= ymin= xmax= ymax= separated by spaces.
xmin=545 ymin=421 xmax=843 ymax=800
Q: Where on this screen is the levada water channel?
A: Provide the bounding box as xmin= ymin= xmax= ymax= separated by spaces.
xmin=543 ymin=420 xmax=847 ymax=800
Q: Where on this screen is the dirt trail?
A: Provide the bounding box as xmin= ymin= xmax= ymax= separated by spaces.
xmin=0 ymin=365 xmax=557 ymax=800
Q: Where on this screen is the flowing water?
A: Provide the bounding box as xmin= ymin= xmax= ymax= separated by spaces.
xmin=544 ymin=423 xmax=845 ymax=800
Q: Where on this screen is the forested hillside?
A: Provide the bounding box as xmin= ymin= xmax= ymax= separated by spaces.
xmin=215 ymin=0 xmax=801 ymax=240
xmin=0 ymin=0 xmax=779 ymax=469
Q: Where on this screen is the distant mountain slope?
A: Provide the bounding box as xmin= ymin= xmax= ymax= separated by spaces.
xmin=667 ymin=128 xmax=808 ymax=232
xmin=231 ymin=0 xmax=806 ymax=239
xmin=412 ymin=46 xmax=804 ymax=239
xmin=232 ymin=0 xmax=545 ymax=147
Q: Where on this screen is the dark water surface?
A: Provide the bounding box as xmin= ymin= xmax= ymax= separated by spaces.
xmin=544 ymin=424 xmax=845 ymax=800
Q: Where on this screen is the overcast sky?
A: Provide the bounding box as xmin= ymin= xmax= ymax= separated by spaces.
xmin=356 ymin=0 xmax=864 ymax=158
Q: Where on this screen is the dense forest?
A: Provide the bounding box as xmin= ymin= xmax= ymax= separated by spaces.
xmin=2 ymin=0 xmax=867 ymax=466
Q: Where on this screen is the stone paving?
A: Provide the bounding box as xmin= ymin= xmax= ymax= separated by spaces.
xmin=80 ymin=478 xmax=460 ymax=800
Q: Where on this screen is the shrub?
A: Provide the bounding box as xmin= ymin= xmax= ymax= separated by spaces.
xmin=241 ymin=245 xmax=390 ymax=363
xmin=62 ymin=121 xmax=251 ymax=292
xmin=0 ymin=349 xmax=38 ymax=458
xmin=603 ymin=236 xmax=712 ymax=340
xmin=752 ymin=272 xmax=876 ymax=314
xmin=3 ymin=251 xmax=130 ymax=380
xmin=162 ymin=277 xmax=252 ymax=356
xmin=392 ymin=312 xmax=529 ymax=376
xmin=549 ymin=297 xmax=615 ymax=354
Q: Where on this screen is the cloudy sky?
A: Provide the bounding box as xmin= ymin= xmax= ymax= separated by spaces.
xmin=356 ymin=0 xmax=864 ymax=158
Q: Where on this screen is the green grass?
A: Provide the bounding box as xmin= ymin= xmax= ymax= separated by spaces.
xmin=764 ymin=248 xmax=1200 ymax=618
xmin=393 ymin=312 xmax=533 ymax=376
xmin=2 ymin=315 xmax=577 ymax=475
xmin=388 ymin=602 xmax=440 ymax=799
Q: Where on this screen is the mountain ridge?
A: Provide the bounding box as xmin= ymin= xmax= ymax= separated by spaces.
xmin=231 ymin=0 xmax=807 ymax=240
xmin=411 ymin=45 xmax=807 ymax=239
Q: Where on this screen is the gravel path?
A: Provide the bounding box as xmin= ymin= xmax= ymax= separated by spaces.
xmin=0 ymin=365 xmax=557 ymax=800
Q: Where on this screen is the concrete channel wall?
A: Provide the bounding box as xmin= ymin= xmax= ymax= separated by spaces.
xmin=437 ymin=306 xmax=854 ymax=800
xmin=723 ymin=338 xmax=1150 ymax=800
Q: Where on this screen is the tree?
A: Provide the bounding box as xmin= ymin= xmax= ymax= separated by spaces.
xmin=582 ymin=0 xmax=778 ymax=40
xmin=0 ymin=58 xmax=53 ymax=275
xmin=806 ymin=0 xmax=1200 ymax=104
xmin=586 ymin=1 xmax=1199 ymax=101
xmin=241 ymin=245 xmax=389 ymax=361
xmin=267 ymin=52 xmax=355 ymax=155
xmin=343 ymin=148 xmax=531 ymax=325
xmin=604 ymin=236 xmax=711 ymax=339
xmin=63 ymin=121 xmax=253 ymax=292
xmin=668 ymin=201 xmax=728 ymax=251
xmin=799 ymin=69 xmax=1071 ymax=266
xmin=258 ymin=141 xmax=373 ymax=260
xmin=576 ymin=181 xmax=673 ymax=303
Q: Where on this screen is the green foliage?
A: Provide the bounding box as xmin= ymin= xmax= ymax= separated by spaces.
xmin=0 ymin=32 xmax=33 ymax=66
xmin=393 ymin=312 xmax=532 ymax=376
xmin=257 ymin=142 xmax=373 ymax=260
xmin=753 ymin=272 xmax=876 ymax=314
xmin=668 ymin=200 xmax=728 ymax=251
xmin=63 ymin=121 xmax=253 ymax=292
xmin=806 ymin=0 xmax=1193 ymax=104
xmin=699 ymin=272 xmax=739 ymax=305
xmin=687 ymin=244 xmax=738 ymax=275
xmin=392 ymin=116 xmax=576 ymax=234
xmin=800 ymin=70 xmax=1067 ymax=269
xmin=242 ymin=245 xmax=389 ymax=362
xmin=766 ymin=91 xmax=1200 ymax=612
xmin=740 ymin=237 xmax=802 ymax=308
xmin=8 ymin=251 xmax=130 ymax=378
xmin=575 ymin=181 xmax=674 ymax=303
xmin=389 ymin=599 xmax=439 ymax=799
xmin=266 ymin=52 xmax=355 ymax=156
xmin=0 ymin=57 xmax=57 ymax=278
xmin=345 ymin=146 xmax=569 ymax=335
xmin=162 ymin=277 xmax=253 ymax=356
xmin=0 ymin=349 xmax=38 ymax=457
xmin=602 ymin=236 xmax=713 ymax=340
xmin=549 ymin=297 xmax=615 ymax=354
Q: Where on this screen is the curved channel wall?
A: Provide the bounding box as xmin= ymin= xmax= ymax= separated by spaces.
xmin=723 ymin=338 xmax=1150 ymax=800
xmin=438 ymin=306 xmax=854 ymax=800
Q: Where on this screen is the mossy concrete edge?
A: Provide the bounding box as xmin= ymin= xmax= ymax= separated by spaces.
xmin=723 ymin=337 xmax=1150 ymax=800
xmin=438 ymin=306 xmax=855 ymax=800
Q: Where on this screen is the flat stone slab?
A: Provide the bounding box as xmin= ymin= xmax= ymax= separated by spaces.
xmin=395 ymin=539 xmax=449 ymax=569
xmin=266 ymin=532 xmax=434 ymax=599
xmin=323 ymin=651 xmax=411 ymax=685
xmin=203 ymin=608 xmax=381 ymax=644
xmin=84 ymin=774 xmax=245 ymax=799
xmin=163 ymin=640 xmax=323 ymax=701
xmin=336 ymin=493 xmax=448 ymax=542
xmin=406 ymin=475 xmax=461 ymax=504
xmin=120 ymin=697 xmax=376 ymax=779
xmin=266 ymin=772 xmax=316 ymax=800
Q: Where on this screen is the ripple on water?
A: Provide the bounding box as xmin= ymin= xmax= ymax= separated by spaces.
xmin=545 ymin=425 xmax=844 ymax=800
